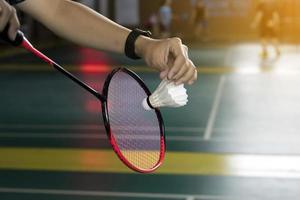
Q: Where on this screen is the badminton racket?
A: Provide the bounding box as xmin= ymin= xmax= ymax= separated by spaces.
xmin=0 ymin=27 xmax=165 ymax=173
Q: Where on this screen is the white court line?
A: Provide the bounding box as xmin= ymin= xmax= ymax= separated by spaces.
xmin=0 ymin=132 xmax=207 ymax=142
xmin=0 ymin=188 xmax=242 ymax=200
xmin=0 ymin=124 xmax=204 ymax=133
xmin=204 ymin=76 xmax=226 ymax=141
xmin=2 ymin=132 xmax=300 ymax=143
xmin=2 ymin=127 xmax=300 ymax=143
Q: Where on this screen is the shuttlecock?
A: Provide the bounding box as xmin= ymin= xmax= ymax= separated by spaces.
xmin=142 ymin=79 xmax=188 ymax=110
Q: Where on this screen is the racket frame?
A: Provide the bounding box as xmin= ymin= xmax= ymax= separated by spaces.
xmin=102 ymin=68 xmax=166 ymax=173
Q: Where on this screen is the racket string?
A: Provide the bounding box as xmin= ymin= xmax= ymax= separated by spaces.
xmin=107 ymin=71 xmax=162 ymax=170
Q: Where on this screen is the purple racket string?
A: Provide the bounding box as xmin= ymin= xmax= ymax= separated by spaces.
xmin=106 ymin=70 xmax=165 ymax=171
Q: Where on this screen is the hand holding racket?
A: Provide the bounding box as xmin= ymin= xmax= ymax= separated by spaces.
xmin=0 ymin=27 xmax=188 ymax=173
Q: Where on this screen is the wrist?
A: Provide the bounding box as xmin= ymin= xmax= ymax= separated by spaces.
xmin=134 ymin=36 xmax=153 ymax=58
xmin=124 ymin=28 xmax=152 ymax=60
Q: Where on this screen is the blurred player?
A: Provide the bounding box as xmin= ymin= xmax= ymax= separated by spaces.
xmin=190 ymin=0 xmax=207 ymax=40
xmin=252 ymin=0 xmax=280 ymax=58
xmin=159 ymin=0 xmax=173 ymax=38
xmin=144 ymin=12 xmax=159 ymax=38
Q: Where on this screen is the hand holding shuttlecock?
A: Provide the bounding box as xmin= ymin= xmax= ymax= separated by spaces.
xmin=142 ymin=79 xmax=188 ymax=110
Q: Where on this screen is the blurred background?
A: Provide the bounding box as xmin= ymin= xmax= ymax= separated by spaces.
xmin=9 ymin=0 xmax=300 ymax=43
xmin=1 ymin=0 xmax=300 ymax=200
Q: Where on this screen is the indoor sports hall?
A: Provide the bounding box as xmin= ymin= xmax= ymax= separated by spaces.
xmin=1 ymin=0 xmax=300 ymax=200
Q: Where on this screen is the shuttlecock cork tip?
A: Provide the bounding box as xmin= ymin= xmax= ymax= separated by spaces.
xmin=142 ymin=97 xmax=153 ymax=110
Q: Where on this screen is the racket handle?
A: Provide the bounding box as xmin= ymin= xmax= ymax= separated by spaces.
xmin=0 ymin=25 xmax=24 ymax=46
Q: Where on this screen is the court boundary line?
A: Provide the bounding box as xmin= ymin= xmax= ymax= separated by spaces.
xmin=203 ymin=75 xmax=226 ymax=140
xmin=2 ymin=125 xmax=300 ymax=143
xmin=2 ymin=132 xmax=300 ymax=143
xmin=0 ymin=124 xmax=204 ymax=132
xmin=0 ymin=187 xmax=243 ymax=200
xmin=0 ymin=132 xmax=207 ymax=142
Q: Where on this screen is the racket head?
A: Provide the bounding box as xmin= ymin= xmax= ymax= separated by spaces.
xmin=101 ymin=68 xmax=165 ymax=173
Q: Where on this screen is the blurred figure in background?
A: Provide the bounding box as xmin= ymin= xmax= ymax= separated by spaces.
xmin=159 ymin=0 xmax=173 ymax=38
xmin=144 ymin=12 xmax=160 ymax=38
xmin=190 ymin=0 xmax=207 ymax=41
xmin=252 ymin=0 xmax=280 ymax=59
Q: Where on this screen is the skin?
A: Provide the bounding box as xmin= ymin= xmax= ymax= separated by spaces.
xmin=0 ymin=0 xmax=197 ymax=85
xmin=0 ymin=0 xmax=20 ymax=40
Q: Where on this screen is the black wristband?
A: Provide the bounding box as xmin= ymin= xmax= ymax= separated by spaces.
xmin=7 ymin=0 xmax=26 ymax=5
xmin=125 ymin=28 xmax=151 ymax=60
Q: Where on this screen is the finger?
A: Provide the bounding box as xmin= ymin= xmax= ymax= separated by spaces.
xmin=176 ymin=62 xmax=196 ymax=85
xmin=172 ymin=45 xmax=190 ymax=81
xmin=172 ymin=60 xmax=189 ymax=80
xmin=167 ymin=55 xmax=186 ymax=80
xmin=160 ymin=69 xmax=169 ymax=79
xmin=176 ymin=67 xmax=195 ymax=85
xmin=8 ymin=9 xmax=19 ymax=40
xmin=166 ymin=53 xmax=175 ymax=67
xmin=188 ymin=69 xmax=198 ymax=85
xmin=0 ymin=5 xmax=11 ymax=31
xmin=0 ymin=0 xmax=4 ymax=13
xmin=182 ymin=45 xmax=189 ymax=58
xmin=167 ymin=38 xmax=188 ymax=79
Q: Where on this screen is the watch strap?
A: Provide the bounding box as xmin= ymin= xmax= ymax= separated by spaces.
xmin=125 ymin=28 xmax=151 ymax=60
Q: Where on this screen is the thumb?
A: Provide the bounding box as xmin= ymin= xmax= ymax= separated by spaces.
xmin=8 ymin=15 xmax=20 ymax=40
xmin=160 ymin=53 xmax=174 ymax=79
xmin=160 ymin=69 xmax=169 ymax=79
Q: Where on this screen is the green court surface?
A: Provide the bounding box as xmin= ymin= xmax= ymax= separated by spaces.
xmin=1 ymin=43 xmax=300 ymax=200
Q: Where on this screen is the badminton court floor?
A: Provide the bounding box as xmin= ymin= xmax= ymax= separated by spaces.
xmin=0 ymin=43 xmax=300 ymax=200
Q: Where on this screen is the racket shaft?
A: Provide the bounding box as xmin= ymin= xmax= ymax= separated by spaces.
xmin=21 ymin=37 xmax=104 ymax=101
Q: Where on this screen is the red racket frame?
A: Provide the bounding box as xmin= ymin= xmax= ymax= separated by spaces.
xmin=102 ymin=68 xmax=166 ymax=173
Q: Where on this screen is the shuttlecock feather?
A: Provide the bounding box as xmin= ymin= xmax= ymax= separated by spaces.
xmin=142 ymin=79 xmax=188 ymax=110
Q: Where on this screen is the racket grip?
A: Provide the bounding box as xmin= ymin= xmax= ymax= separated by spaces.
xmin=0 ymin=25 xmax=24 ymax=46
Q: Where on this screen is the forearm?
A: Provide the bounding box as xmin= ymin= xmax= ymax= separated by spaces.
xmin=18 ymin=0 xmax=131 ymax=53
